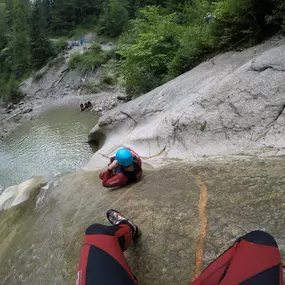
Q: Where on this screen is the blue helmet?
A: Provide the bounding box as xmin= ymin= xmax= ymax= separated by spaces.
xmin=115 ymin=148 xmax=133 ymax=166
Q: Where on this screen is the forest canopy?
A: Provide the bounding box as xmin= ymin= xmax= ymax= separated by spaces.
xmin=0 ymin=0 xmax=284 ymax=100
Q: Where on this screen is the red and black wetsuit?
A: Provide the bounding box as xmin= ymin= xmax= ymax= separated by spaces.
xmin=99 ymin=148 xmax=142 ymax=188
xmin=77 ymin=223 xmax=137 ymax=285
xmin=77 ymin=229 xmax=282 ymax=285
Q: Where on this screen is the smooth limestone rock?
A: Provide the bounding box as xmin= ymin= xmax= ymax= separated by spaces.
xmin=0 ymin=177 xmax=46 ymax=211
xmin=85 ymin=37 xmax=285 ymax=170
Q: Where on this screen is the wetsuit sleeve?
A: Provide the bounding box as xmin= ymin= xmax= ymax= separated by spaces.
xmin=102 ymin=170 xmax=129 ymax=188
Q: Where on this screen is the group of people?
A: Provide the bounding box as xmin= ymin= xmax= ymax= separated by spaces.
xmin=80 ymin=101 xmax=92 ymax=112
xmin=76 ymin=148 xmax=283 ymax=285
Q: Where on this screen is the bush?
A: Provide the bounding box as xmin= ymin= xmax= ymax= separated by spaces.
xmin=118 ymin=6 xmax=182 ymax=94
xmin=82 ymin=83 xmax=101 ymax=93
xmin=101 ymin=72 xmax=115 ymax=85
xmin=167 ymin=25 xmax=214 ymax=78
xmin=52 ymin=39 xmax=68 ymax=54
xmin=116 ymin=0 xmax=285 ymax=96
xmin=266 ymin=0 xmax=285 ymax=30
xmin=90 ymin=42 xmax=102 ymax=52
xmin=0 ymin=75 xmax=23 ymax=102
xmin=68 ymin=47 xmax=115 ymax=72
xmin=211 ymin=0 xmax=277 ymax=47
xmin=82 ymin=70 xmax=117 ymax=94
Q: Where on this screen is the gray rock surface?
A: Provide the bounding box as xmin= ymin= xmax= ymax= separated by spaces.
xmin=85 ymin=37 xmax=285 ymax=170
xmin=1 ymin=159 xmax=285 ymax=284
xmin=0 ymin=177 xmax=45 ymax=211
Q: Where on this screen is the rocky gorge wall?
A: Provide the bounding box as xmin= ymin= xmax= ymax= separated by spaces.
xmin=85 ymin=36 xmax=285 ymax=170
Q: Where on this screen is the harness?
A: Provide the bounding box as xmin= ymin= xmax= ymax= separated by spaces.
xmin=111 ymin=156 xmax=142 ymax=183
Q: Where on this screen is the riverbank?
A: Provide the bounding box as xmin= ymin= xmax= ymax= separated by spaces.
xmin=0 ymin=92 xmax=121 ymax=139
xmin=0 ymin=32 xmax=124 ymax=139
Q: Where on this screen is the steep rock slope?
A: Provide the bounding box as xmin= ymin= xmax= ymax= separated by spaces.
xmin=86 ymin=37 xmax=285 ymax=169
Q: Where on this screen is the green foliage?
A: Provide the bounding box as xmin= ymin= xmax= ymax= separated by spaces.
xmin=0 ymin=0 xmax=67 ymax=101
xmin=0 ymin=0 xmax=30 ymax=101
xmin=90 ymin=42 xmax=102 ymax=53
xmin=9 ymin=0 xmax=30 ymax=78
xmin=0 ymin=0 xmax=285 ymax=101
xmin=211 ymin=0 xmax=277 ymax=47
xmin=119 ymin=6 xmax=182 ymax=93
xmin=82 ymin=83 xmax=101 ymax=93
xmin=51 ymin=39 xmax=68 ymax=55
xmin=266 ymin=0 xmax=285 ymax=29
xmin=0 ymin=75 xmax=22 ymax=102
xmin=68 ymin=46 xmax=115 ymax=72
xmin=83 ymin=72 xmax=116 ymax=94
xmin=0 ymin=3 xmax=8 ymax=50
xmin=167 ymin=25 xmax=213 ymax=78
xmin=100 ymin=71 xmax=116 ymax=85
xmin=118 ymin=0 xmax=285 ymax=95
xmin=68 ymin=24 xmax=96 ymax=40
xmin=30 ymin=0 xmax=53 ymax=69
xmin=99 ymin=0 xmax=129 ymax=37
xmin=175 ymin=0 xmax=211 ymax=25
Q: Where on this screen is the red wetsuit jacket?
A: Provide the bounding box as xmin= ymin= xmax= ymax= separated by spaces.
xmin=100 ymin=148 xmax=142 ymax=188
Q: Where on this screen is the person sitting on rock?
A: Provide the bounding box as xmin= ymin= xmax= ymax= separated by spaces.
xmin=80 ymin=104 xmax=85 ymax=112
xmin=84 ymin=102 xmax=89 ymax=110
xmin=87 ymin=101 xmax=92 ymax=108
xmin=77 ymin=211 xmax=283 ymax=285
xmin=99 ymin=148 xmax=143 ymax=188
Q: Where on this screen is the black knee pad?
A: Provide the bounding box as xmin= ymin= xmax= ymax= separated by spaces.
xmin=236 ymin=230 xmax=278 ymax=247
xmin=85 ymin=223 xmax=120 ymax=236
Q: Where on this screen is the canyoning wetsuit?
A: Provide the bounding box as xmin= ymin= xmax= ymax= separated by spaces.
xmin=190 ymin=230 xmax=282 ymax=285
xmin=77 ymin=223 xmax=137 ymax=285
xmin=99 ymin=148 xmax=142 ymax=188
xmin=77 ymin=230 xmax=283 ymax=285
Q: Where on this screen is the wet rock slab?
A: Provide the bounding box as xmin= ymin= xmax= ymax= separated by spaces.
xmin=0 ymin=158 xmax=285 ymax=284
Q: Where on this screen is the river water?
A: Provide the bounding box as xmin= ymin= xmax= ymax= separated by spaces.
xmin=0 ymin=108 xmax=97 ymax=191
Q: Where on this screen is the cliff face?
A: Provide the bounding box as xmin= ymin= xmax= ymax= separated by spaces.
xmin=86 ymin=37 xmax=285 ymax=170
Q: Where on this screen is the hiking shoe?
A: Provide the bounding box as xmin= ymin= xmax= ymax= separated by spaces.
xmin=106 ymin=209 xmax=141 ymax=239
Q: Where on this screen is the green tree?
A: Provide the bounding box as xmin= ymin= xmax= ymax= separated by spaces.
xmin=42 ymin=0 xmax=52 ymax=32
xmin=51 ymin=0 xmax=77 ymax=34
xmin=9 ymin=0 xmax=30 ymax=78
xmin=119 ymin=6 xmax=182 ymax=93
xmin=50 ymin=0 xmax=97 ymax=35
xmin=266 ymin=0 xmax=285 ymax=29
xmin=0 ymin=2 xmax=8 ymax=50
xmin=3 ymin=0 xmax=13 ymax=27
xmin=100 ymin=0 xmax=129 ymax=37
xmin=212 ymin=0 xmax=276 ymax=47
xmin=30 ymin=0 xmax=52 ymax=69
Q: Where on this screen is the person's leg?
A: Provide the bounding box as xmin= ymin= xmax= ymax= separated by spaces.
xmin=77 ymin=210 xmax=140 ymax=285
xmin=189 ymin=230 xmax=282 ymax=285
xmin=77 ymin=224 xmax=136 ymax=285
xmin=99 ymin=171 xmax=108 ymax=180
